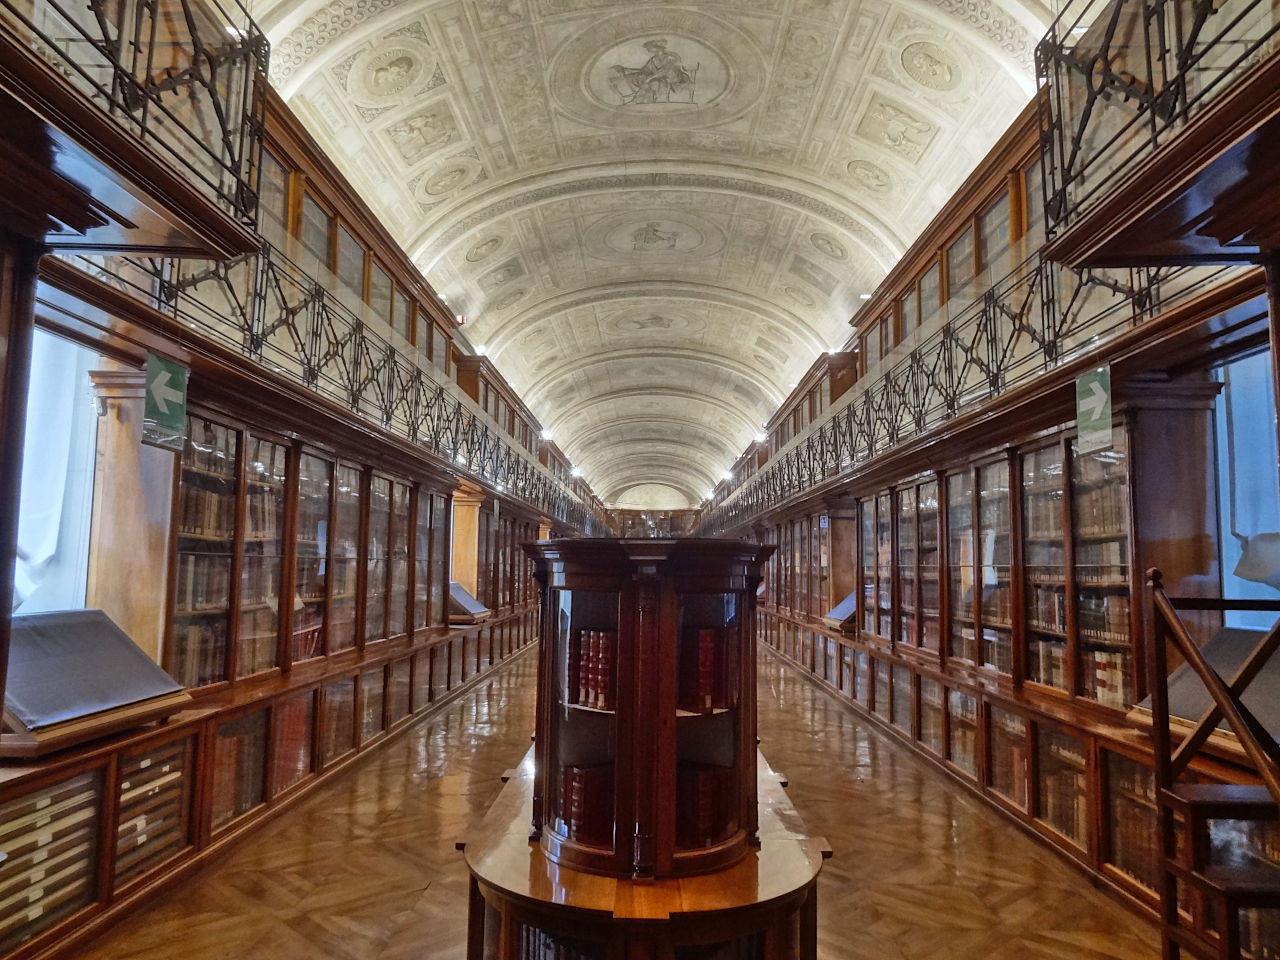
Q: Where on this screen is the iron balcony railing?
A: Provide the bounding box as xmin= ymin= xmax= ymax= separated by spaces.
xmin=695 ymin=255 xmax=1237 ymax=535
xmin=1038 ymin=0 xmax=1280 ymax=239
xmin=61 ymin=245 xmax=606 ymax=535
xmin=1 ymin=0 xmax=265 ymax=226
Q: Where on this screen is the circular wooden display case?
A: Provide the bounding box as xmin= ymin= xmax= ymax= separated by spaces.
xmin=524 ymin=538 xmax=774 ymax=879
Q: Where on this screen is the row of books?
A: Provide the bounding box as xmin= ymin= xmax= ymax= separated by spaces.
xmin=1039 ymin=764 xmax=1089 ymax=845
xmin=981 ymin=628 xmax=1012 ymax=673
xmin=517 ymin=927 xmax=595 ymax=960
xmin=1081 ymin=649 xmax=1131 ymax=708
xmin=184 ymin=421 xmax=235 ymax=474
xmin=173 ymin=552 xmax=232 ymax=614
xmin=990 ymin=741 xmax=1029 ymax=808
xmin=176 ymin=483 xmax=236 ymax=540
xmin=1075 ymin=482 xmax=1127 ymax=538
xmin=1078 ymin=592 xmax=1130 ymax=640
xmin=558 ymin=763 xmax=614 ymax=848
xmin=1027 ymin=636 xmax=1067 ymax=688
xmin=209 ymin=712 xmax=268 ymax=832
xmin=0 ymin=771 xmax=100 ymax=955
xmin=1027 ymin=583 xmax=1066 ymax=632
xmin=1024 ymin=490 xmax=1065 ymax=537
xmin=115 ymin=739 xmax=191 ymax=886
xmin=567 ymin=629 xmax=616 ymax=710
xmin=675 ymin=762 xmax=735 ymax=849
xmin=170 ymin=621 xmax=227 ymax=687
xmin=678 ymin=627 xmax=727 ymax=713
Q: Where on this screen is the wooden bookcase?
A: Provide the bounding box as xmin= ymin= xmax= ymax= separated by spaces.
xmin=754 ymin=376 xmax=1253 ymax=931
xmin=466 ymin=538 xmax=832 ymax=960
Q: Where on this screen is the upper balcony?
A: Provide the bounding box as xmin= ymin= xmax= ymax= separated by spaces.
xmin=0 ymin=0 xmax=264 ymax=256
xmin=1038 ymin=0 xmax=1280 ymax=266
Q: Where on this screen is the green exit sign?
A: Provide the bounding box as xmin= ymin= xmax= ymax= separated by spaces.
xmin=142 ymin=353 xmax=188 ymax=452
xmin=1075 ymin=365 xmax=1112 ymax=454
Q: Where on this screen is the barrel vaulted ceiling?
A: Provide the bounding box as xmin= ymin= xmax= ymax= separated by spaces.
xmin=251 ymin=0 xmax=1047 ymax=510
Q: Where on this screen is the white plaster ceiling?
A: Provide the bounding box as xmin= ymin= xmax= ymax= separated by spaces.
xmin=254 ymin=0 xmax=1047 ymax=509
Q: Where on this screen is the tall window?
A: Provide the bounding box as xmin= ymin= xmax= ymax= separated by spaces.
xmin=258 ymin=148 xmax=288 ymax=248
xmin=336 ymin=225 xmax=365 ymax=302
xmin=14 ymin=329 xmax=99 ymax=613
xmin=1216 ymin=352 xmax=1280 ymax=628
xmin=300 ymin=194 xmax=332 ymax=273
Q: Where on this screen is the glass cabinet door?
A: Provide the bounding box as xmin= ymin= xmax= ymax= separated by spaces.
xmin=413 ymin=491 xmax=431 ymax=633
xmin=918 ymin=480 xmax=940 ymax=651
xmin=947 ymin=471 xmax=976 ymax=662
xmin=329 ymin=464 xmax=362 ymax=652
xmin=171 ymin=416 xmax=238 ymax=687
xmin=1022 ymin=445 xmax=1067 ymax=689
xmin=860 ymin=499 xmax=875 ymax=634
xmin=675 ymin=592 xmax=742 ymax=852
xmin=237 ymin=436 xmax=286 ymax=677
xmin=388 ymin=481 xmax=410 ymax=638
xmin=294 ymin=453 xmax=330 ymax=662
xmin=1072 ymin=430 xmax=1132 ymax=707
xmin=897 ymin=487 xmax=917 ymax=645
xmin=876 ymin=493 xmax=892 ymax=637
xmin=978 ymin=461 xmax=1012 ymax=673
xmin=550 ymin=590 xmax=619 ymax=850
xmin=365 ymin=476 xmax=391 ymax=643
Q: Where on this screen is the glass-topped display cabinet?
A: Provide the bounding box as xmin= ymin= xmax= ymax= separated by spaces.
xmin=525 ymin=538 xmax=773 ymax=879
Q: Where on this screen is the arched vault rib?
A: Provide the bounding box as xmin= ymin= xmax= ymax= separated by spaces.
xmin=542 ymin=387 xmax=761 ymax=441
xmin=410 ymin=162 xmax=905 ymax=279
xmin=483 ymin=280 xmax=833 ymax=362
xmin=518 ymin=348 xmax=787 ymax=411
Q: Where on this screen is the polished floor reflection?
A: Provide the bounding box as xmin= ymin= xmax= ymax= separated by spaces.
xmin=78 ymin=646 xmax=1159 ymax=959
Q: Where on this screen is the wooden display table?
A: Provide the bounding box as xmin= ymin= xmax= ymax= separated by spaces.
xmin=462 ymin=748 xmax=830 ymax=960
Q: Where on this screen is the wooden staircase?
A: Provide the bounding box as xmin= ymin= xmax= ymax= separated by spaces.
xmin=1146 ymin=576 xmax=1280 ymax=957
xmin=1147 ymin=571 xmax=1280 ymax=960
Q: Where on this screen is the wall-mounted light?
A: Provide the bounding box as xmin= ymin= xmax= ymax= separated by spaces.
xmin=476 ymin=344 xmax=487 ymax=355
xmin=540 ymin=429 xmax=553 ymax=441
xmin=571 ymin=466 xmax=583 ymax=478
xmin=721 ymin=471 xmax=733 ymax=481
xmin=859 ymin=293 xmax=871 ymax=300
xmin=754 ymin=432 xmax=767 ymax=443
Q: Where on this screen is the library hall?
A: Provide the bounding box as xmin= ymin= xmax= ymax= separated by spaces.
xmin=0 ymin=0 xmax=1279 ymax=957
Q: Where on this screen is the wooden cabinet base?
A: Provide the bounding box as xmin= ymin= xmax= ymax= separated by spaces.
xmin=463 ymin=749 xmax=829 ymax=960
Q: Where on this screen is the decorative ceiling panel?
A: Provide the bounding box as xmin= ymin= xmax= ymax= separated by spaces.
xmin=257 ymin=0 xmax=1046 ymax=508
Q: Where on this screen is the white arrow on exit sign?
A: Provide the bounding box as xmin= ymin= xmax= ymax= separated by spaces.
xmin=149 ymin=369 xmax=184 ymax=414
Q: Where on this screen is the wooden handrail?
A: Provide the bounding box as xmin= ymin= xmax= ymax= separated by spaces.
xmin=1147 ymin=569 xmax=1280 ymax=804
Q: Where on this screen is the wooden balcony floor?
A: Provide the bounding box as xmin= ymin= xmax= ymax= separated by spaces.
xmin=75 ymin=647 xmax=1159 ymax=959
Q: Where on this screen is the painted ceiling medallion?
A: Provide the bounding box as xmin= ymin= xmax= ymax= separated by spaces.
xmin=901 ymin=41 xmax=962 ymax=90
xmin=585 ymin=210 xmax=726 ymax=263
xmin=349 ymin=42 xmax=433 ymax=103
xmin=549 ymin=10 xmax=763 ymax=129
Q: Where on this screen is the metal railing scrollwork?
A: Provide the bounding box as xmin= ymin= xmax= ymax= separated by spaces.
xmin=62 ymin=244 xmax=606 ymax=534
xmin=1038 ymin=0 xmax=1280 ymax=239
xmin=1 ymin=0 xmax=265 ymax=225
xmin=696 ymin=255 xmax=1234 ymax=535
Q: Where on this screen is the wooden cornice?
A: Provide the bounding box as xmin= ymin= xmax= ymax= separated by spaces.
xmin=1044 ymin=54 xmax=1280 ymax=268
xmin=849 ymin=95 xmax=1042 ymax=335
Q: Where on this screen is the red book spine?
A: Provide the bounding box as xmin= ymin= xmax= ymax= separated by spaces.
xmin=576 ymin=631 xmax=590 ymax=706
xmin=598 ymin=631 xmax=613 ymax=711
xmin=588 ymin=630 xmax=602 ymax=709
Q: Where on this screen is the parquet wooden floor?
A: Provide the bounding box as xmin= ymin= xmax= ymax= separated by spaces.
xmin=74 ymin=646 xmax=1160 ymax=959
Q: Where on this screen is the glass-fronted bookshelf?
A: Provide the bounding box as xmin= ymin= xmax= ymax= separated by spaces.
xmin=876 ymin=494 xmax=892 ymax=637
xmin=977 ymin=460 xmax=1011 ymax=674
xmin=897 ymin=486 xmax=917 ymax=645
xmin=238 ymin=436 xmax=286 ymax=678
xmin=294 ymin=453 xmax=330 ymax=662
xmin=1022 ymin=443 xmax=1066 ymax=690
xmin=918 ymin=480 xmax=940 ymax=651
xmin=1072 ymin=430 xmax=1131 ymax=708
xmin=171 ymin=416 xmax=238 ymax=686
xmin=329 ymin=464 xmax=362 ymax=653
xmin=947 ymin=471 xmax=975 ymax=662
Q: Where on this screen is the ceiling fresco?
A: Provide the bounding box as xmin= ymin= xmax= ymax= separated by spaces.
xmin=253 ymin=0 xmax=1047 ymax=509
